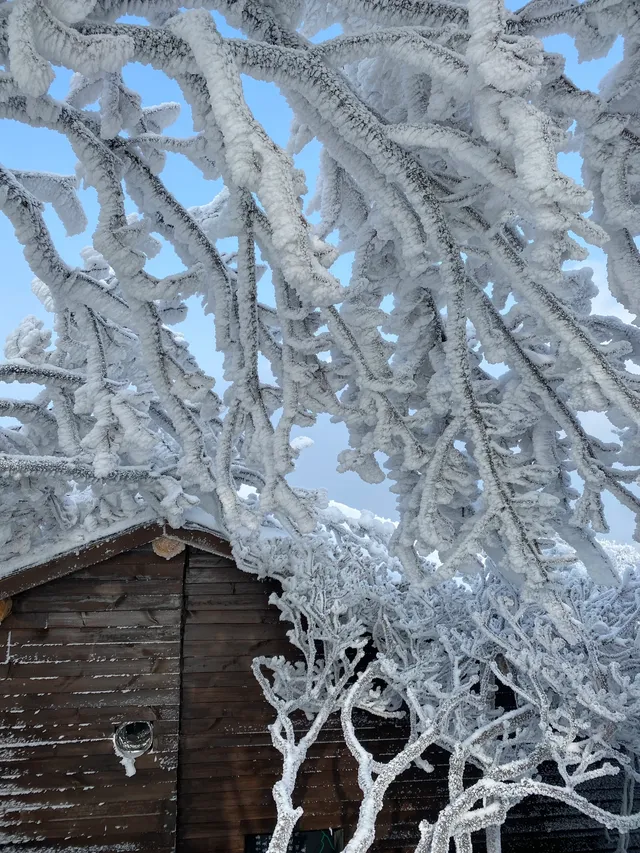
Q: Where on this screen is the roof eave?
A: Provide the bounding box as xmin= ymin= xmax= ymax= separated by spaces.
xmin=0 ymin=519 xmax=232 ymax=599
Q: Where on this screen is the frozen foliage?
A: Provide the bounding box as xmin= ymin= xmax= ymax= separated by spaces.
xmin=0 ymin=0 xmax=640 ymax=620
xmin=245 ymin=532 xmax=640 ymax=853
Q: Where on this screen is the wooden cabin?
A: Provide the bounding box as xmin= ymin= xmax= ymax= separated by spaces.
xmin=0 ymin=523 xmax=637 ymax=853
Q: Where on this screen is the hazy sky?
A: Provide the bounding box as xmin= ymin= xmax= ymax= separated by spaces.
xmin=0 ymin=7 xmax=633 ymax=540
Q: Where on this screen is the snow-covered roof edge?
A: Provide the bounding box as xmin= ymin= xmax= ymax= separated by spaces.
xmin=0 ymin=496 xmax=398 ymax=599
xmin=0 ymin=510 xmax=231 ymax=599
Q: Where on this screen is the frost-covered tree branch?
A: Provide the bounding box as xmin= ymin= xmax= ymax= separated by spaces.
xmin=245 ymin=521 xmax=396 ymax=853
xmin=242 ymin=533 xmax=640 ymax=853
xmin=0 ymin=0 xmax=639 ymax=621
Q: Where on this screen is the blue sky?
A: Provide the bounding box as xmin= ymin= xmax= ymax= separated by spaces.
xmin=0 ymin=9 xmax=633 ymax=540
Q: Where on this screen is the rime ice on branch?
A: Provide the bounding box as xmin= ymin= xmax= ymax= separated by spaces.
xmin=244 ymin=526 xmax=640 ymax=853
xmin=0 ymin=0 xmax=639 ymax=621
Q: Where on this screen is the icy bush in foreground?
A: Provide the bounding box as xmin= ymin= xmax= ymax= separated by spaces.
xmin=248 ymin=532 xmax=640 ymax=853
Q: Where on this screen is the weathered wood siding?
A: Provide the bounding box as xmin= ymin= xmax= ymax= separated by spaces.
xmin=177 ymin=548 xmax=454 ymax=853
xmin=499 ymin=771 xmax=640 ymax=853
xmin=0 ymin=543 xmax=185 ymax=852
xmin=177 ymin=547 xmax=288 ymax=852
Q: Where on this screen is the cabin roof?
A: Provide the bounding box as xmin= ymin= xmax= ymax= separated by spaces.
xmin=0 ymin=519 xmax=232 ymax=600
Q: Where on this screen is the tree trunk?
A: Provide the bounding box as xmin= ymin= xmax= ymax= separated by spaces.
xmin=267 ymin=778 xmax=304 ymax=853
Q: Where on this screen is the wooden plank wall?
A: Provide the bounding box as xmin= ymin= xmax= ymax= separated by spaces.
xmin=178 ymin=547 xmax=289 ymax=852
xmin=500 ymin=770 xmax=640 ymax=853
xmin=177 ymin=548 xmax=453 ymax=853
xmin=178 ymin=546 xmax=640 ymax=853
xmin=0 ymin=543 xmax=185 ymax=852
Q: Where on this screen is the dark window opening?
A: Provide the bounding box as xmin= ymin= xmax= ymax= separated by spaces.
xmin=245 ymin=829 xmax=344 ymax=853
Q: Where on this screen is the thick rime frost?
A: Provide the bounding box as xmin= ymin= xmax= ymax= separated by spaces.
xmin=1 ymin=0 xmax=640 ymax=622
xmin=241 ymin=527 xmax=640 ymax=853
xmin=3 ymin=2 xmax=640 ymax=839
